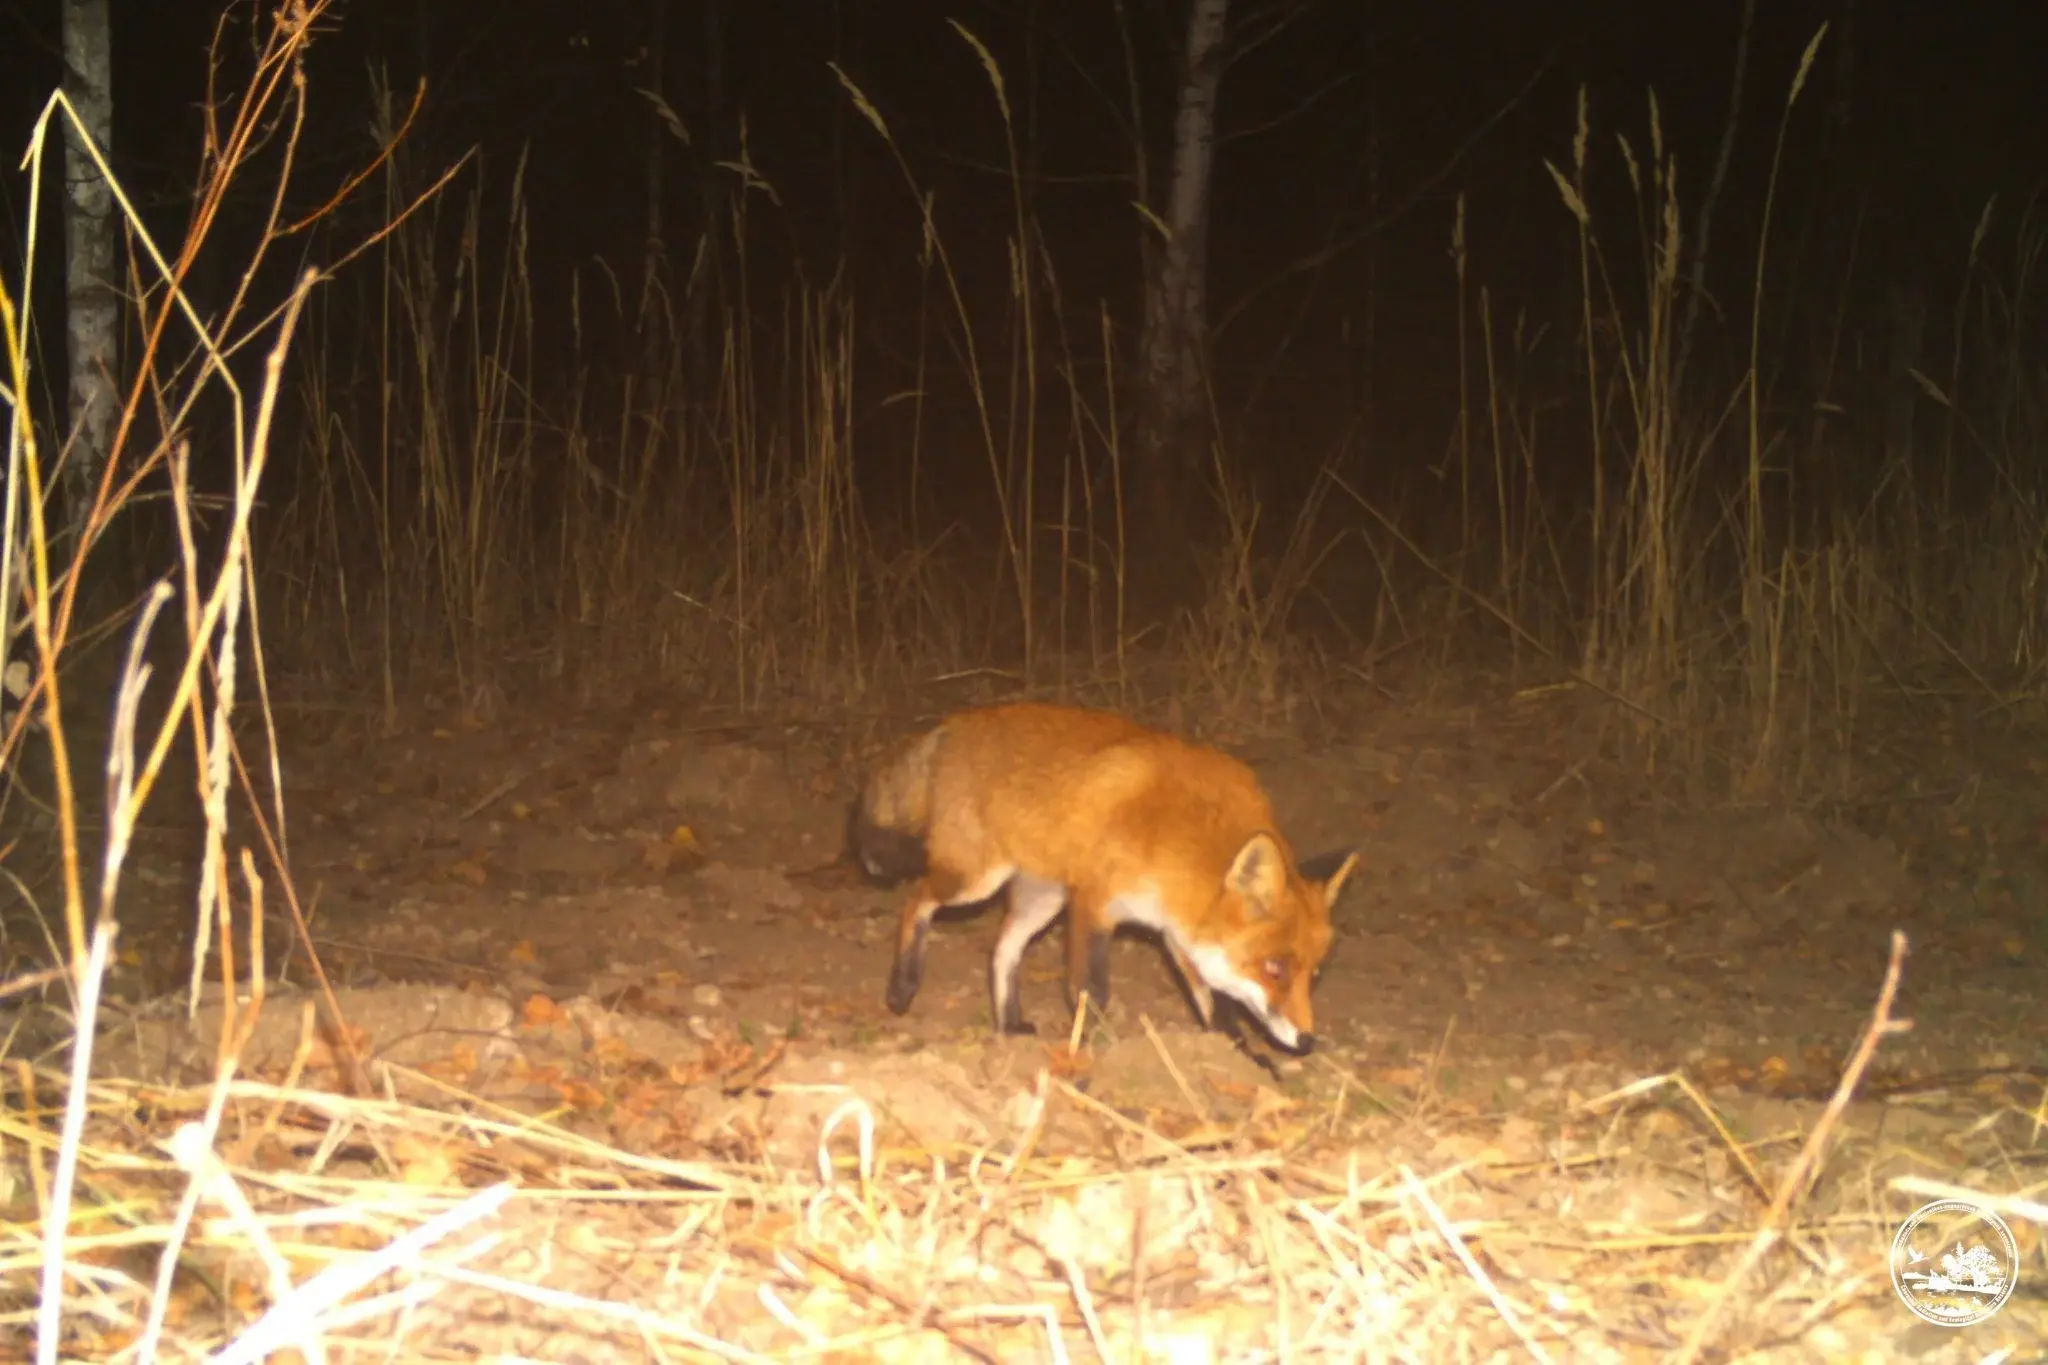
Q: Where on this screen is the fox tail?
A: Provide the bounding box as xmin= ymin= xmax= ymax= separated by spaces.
xmin=845 ymin=725 xmax=942 ymax=884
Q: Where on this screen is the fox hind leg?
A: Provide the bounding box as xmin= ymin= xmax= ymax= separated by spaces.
xmin=886 ymin=863 xmax=1018 ymax=1018
xmin=990 ymin=873 xmax=1067 ymax=1035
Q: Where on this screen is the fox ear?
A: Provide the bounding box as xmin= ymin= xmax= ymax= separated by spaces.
xmin=1304 ymin=849 xmax=1360 ymax=905
xmin=1226 ymin=833 xmax=1287 ymax=911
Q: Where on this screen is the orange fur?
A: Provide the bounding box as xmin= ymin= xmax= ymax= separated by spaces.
xmin=849 ymin=703 xmax=1358 ymax=1052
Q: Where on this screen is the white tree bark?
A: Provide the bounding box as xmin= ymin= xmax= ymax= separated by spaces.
xmin=62 ymin=0 xmax=118 ymax=532
xmin=1139 ymin=0 xmax=1229 ymax=472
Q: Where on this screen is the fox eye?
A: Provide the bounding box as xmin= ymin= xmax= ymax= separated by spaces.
xmin=1263 ymin=957 xmax=1291 ymax=984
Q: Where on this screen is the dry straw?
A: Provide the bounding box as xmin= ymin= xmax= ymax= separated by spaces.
xmin=10 ymin=938 xmax=2036 ymax=1359
xmin=4 ymin=6 xmax=2039 ymax=1362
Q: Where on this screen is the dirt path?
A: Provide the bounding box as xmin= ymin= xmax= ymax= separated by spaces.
xmin=14 ymin=693 xmax=2042 ymax=1358
xmin=83 ymin=692 xmax=2028 ymax=1093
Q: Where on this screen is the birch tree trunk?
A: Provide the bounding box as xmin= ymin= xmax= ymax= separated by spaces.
xmin=1133 ymin=0 xmax=1228 ymax=616
xmin=638 ymin=0 xmax=667 ymax=343
xmin=684 ymin=0 xmax=728 ymax=410
xmin=62 ymin=0 xmax=118 ymax=541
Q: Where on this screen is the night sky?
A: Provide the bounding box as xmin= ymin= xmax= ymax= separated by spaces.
xmin=2 ymin=0 xmax=2043 ymax=497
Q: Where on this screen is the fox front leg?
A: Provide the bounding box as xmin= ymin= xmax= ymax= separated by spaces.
xmin=1163 ymin=936 xmax=1217 ymax=1029
xmin=1066 ymin=910 xmax=1113 ymax=1019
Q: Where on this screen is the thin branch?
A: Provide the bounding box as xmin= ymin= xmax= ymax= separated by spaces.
xmin=1673 ymin=931 xmax=1914 ymax=1364
xmin=1216 ymin=38 xmax=1565 ymax=343
xmin=1675 ymin=0 xmax=1759 ymax=385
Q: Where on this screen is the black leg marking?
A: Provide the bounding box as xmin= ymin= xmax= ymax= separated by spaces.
xmin=1081 ymin=932 xmax=1112 ymax=1013
xmin=885 ymin=921 xmax=928 ymax=1015
xmin=993 ymin=935 xmax=1036 ymax=1035
xmin=1215 ymin=1003 xmax=1285 ymax=1080
xmin=997 ymin=966 xmax=1037 ymax=1036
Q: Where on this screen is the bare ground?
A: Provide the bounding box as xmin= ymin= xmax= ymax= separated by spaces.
xmin=4 ymin=683 xmax=2043 ymax=1359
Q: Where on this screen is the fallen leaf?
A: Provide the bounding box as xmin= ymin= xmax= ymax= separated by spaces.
xmin=418 ymin=1048 xmax=479 ymax=1082
xmin=1249 ymin=1085 xmax=1298 ymax=1124
xmin=228 ymin=1278 xmax=264 ymax=1316
xmin=1637 ymin=1109 xmax=1688 ymax=1140
xmin=1174 ymin=1121 xmax=1238 ymax=1149
xmin=1696 ymin=1056 xmax=1749 ymax=1087
xmin=391 ymin=1133 xmax=461 ymax=1187
xmin=644 ymin=824 xmax=708 ymax=875
xmin=557 ymin=1077 xmax=607 ymax=1110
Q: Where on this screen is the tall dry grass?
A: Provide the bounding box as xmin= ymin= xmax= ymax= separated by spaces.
xmin=261 ymin=20 xmax=1367 ymax=738
xmin=0 ymin=6 xmax=408 ymax=1355
xmin=240 ymin=16 xmax=2048 ymax=790
xmin=1322 ymin=23 xmax=2048 ymax=802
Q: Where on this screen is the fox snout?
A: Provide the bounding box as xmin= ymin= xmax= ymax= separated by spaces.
xmin=1252 ymin=965 xmax=1320 ymax=1055
xmin=1182 ymin=937 xmax=1323 ymax=1055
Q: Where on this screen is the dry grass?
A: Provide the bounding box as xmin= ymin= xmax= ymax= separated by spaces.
xmin=6 ymin=946 xmax=2039 ymax=1361
xmin=4 ymin=8 xmax=2047 ymax=1362
xmin=1339 ymin=27 xmax=2048 ymax=805
xmin=239 ymin=12 xmax=2048 ymax=804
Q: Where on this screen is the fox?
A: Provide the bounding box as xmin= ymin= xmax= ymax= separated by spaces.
xmin=848 ymin=702 xmax=1359 ymax=1054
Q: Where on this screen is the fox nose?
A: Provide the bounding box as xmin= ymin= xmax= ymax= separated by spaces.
xmin=1262 ymin=1014 xmax=1315 ymax=1055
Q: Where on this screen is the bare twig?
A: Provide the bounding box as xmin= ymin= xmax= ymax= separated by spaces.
xmin=1673 ymin=930 xmax=1912 ymax=1364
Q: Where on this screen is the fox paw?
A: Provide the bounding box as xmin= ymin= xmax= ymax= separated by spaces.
xmin=884 ymin=967 xmax=921 ymax=1016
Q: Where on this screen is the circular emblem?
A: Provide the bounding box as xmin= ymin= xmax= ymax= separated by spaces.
xmin=1890 ymin=1199 xmax=2019 ymax=1327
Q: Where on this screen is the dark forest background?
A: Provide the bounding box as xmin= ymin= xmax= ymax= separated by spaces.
xmin=2 ymin=0 xmax=2044 ymax=800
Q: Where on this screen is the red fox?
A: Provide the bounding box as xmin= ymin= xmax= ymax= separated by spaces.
xmin=849 ymin=702 xmax=1358 ymax=1054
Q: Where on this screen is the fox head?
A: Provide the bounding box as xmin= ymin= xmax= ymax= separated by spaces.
xmin=1186 ymin=834 xmax=1357 ymax=1054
